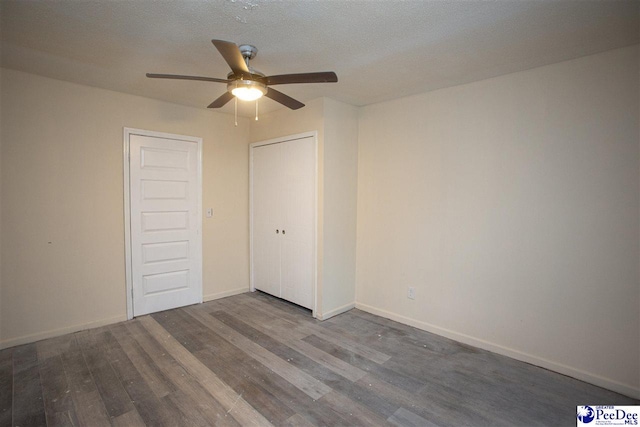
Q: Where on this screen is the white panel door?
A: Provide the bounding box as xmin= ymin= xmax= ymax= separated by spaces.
xmin=280 ymin=138 xmax=315 ymax=309
xmin=251 ymin=135 xmax=315 ymax=310
xmin=129 ymin=134 xmax=202 ymax=316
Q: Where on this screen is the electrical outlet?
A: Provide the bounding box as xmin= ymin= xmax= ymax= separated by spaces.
xmin=408 ymin=286 xmax=415 ymax=300
xmin=206 ymin=208 xmax=214 ymax=218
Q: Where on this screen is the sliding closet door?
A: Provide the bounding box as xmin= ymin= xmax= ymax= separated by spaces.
xmin=252 ymin=143 xmax=282 ymax=298
xmin=280 ymin=138 xmax=315 ymax=309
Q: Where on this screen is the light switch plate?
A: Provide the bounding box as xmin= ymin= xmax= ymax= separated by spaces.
xmin=206 ymin=208 xmax=213 ymax=218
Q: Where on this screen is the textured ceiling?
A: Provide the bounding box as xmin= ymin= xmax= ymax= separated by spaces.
xmin=1 ymin=0 xmax=638 ymax=116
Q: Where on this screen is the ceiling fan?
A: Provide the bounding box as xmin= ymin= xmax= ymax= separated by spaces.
xmin=147 ymin=39 xmax=338 ymax=111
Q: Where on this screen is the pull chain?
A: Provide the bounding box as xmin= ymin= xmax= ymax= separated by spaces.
xmin=255 ymin=99 xmax=259 ymax=121
xmin=234 ymin=96 xmax=238 ymax=127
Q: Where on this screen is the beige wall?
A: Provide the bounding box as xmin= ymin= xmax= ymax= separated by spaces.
xmin=356 ymin=45 xmax=640 ymax=397
xmin=0 ymin=69 xmax=251 ymax=347
xmin=321 ymin=98 xmax=358 ymax=316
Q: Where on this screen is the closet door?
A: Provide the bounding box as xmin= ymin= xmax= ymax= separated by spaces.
xmin=252 ymin=143 xmax=282 ymax=298
xmin=251 ymin=135 xmax=316 ymax=310
xmin=280 ymin=138 xmax=315 ymax=309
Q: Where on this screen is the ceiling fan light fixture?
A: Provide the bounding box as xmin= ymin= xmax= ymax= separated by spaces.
xmin=229 ymin=79 xmax=267 ymax=101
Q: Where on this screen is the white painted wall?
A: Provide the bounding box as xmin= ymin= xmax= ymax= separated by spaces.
xmin=356 ymin=45 xmax=639 ymax=397
xmin=321 ymin=99 xmax=358 ymax=317
xmin=0 ymin=69 xmax=251 ymax=348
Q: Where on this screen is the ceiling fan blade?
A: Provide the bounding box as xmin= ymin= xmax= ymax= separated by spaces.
xmin=264 ymin=88 xmax=305 ymax=110
xmin=207 ymin=92 xmax=235 ymax=108
xmin=146 ymin=73 xmax=229 ymax=83
xmin=211 ymin=39 xmax=249 ymax=75
xmin=264 ymin=72 xmax=338 ymax=86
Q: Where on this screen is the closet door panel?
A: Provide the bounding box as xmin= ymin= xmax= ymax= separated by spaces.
xmin=280 ymin=137 xmax=315 ymax=309
xmin=252 ymin=144 xmax=282 ymax=298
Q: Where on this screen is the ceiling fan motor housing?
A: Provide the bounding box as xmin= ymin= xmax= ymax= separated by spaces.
xmin=238 ymin=44 xmax=258 ymax=61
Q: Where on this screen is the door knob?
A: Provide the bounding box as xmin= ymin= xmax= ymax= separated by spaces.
xmin=282 ymin=230 xmax=286 ymax=235
xmin=276 ymin=229 xmax=279 ymax=234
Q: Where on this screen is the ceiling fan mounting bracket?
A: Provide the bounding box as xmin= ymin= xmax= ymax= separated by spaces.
xmin=238 ymin=44 xmax=258 ymax=61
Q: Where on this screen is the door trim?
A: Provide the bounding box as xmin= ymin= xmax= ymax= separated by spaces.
xmin=249 ymin=131 xmax=319 ymax=317
xmin=123 ymin=127 xmax=203 ymax=320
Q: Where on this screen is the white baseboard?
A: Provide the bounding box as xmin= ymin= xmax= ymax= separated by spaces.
xmin=355 ymin=302 xmax=640 ymax=400
xmin=203 ymin=287 xmax=249 ymax=302
xmin=0 ymin=314 xmax=127 ymax=350
xmin=317 ymin=301 xmax=355 ymax=321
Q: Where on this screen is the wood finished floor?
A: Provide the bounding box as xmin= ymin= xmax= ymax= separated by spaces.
xmin=1 ymin=291 xmax=637 ymax=427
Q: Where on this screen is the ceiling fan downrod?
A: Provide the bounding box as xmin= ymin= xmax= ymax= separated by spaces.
xmin=238 ymin=44 xmax=258 ymax=69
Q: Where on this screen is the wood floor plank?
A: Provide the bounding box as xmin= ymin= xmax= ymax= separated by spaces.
xmin=184 ymin=309 xmax=357 ymax=426
xmin=319 ymin=390 xmax=393 ymax=427
xmin=153 ymin=309 xmax=294 ymax=425
xmin=194 ymin=349 xmax=355 ymax=427
xmin=78 ymin=331 xmax=135 ymax=419
xmin=358 ymin=373 xmax=491 ymax=427
xmin=185 ymin=306 xmax=332 ymax=401
xmin=302 ymin=325 xmax=392 ymax=365
xmin=281 ymin=413 xmax=317 ymax=427
xmin=244 ymin=292 xmax=312 ymax=319
xmin=0 ymin=349 xmax=12 ymax=427
xmin=110 ymin=409 xmax=146 ymax=427
xmin=321 ymin=311 xmax=455 ymax=365
xmin=36 ymin=335 xmax=75 ymax=363
xmin=136 ymin=315 xmax=273 ymax=427
xmin=201 ymin=310 xmax=400 ymax=422
xmin=210 ymin=309 xmax=372 ymax=391
xmin=42 ymin=411 xmax=78 ymax=427
xmin=108 ymin=323 xmax=176 ymax=399
xmin=59 ymin=335 xmax=111 ymax=427
xmin=38 ymin=355 xmax=79 ymax=427
xmin=192 ymin=349 xmax=294 ymax=425
xmin=113 ymin=320 xmax=240 ymax=426
xmin=164 ymin=389 xmax=219 ymax=427
xmin=388 ymin=407 xmax=440 ymax=427
xmin=213 ymin=298 xmax=310 ymax=341
xmin=68 ymin=390 xmax=111 ymax=427
xmin=95 ymin=329 xmax=186 ymax=427
xmin=245 ymin=295 xmax=392 ymax=364
xmin=301 ymin=333 xmax=425 ymax=393
xmin=154 ymin=309 xmax=353 ymax=427
xmin=151 ymin=309 xmax=248 ymax=365
xmin=202 ymin=300 xmax=368 ymax=382
xmin=12 ymin=344 xmax=47 ymax=427
xmin=346 ymin=309 xmax=460 ymax=354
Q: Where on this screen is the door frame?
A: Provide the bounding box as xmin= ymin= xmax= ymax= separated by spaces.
xmin=123 ymin=127 xmax=203 ymax=320
xmin=249 ymin=131 xmax=319 ymax=317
